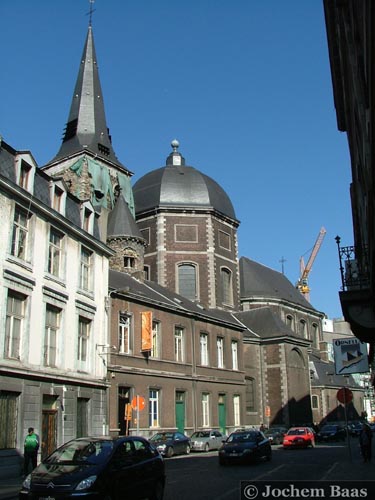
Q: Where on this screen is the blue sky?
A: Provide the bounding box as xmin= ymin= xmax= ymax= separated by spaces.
xmin=1 ymin=1 xmax=353 ymax=319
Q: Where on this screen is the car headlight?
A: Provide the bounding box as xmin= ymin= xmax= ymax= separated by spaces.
xmin=157 ymin=444 xmax=166 ymax=450
xmin=75 ymin=475 xmax=97 ymax=491
xmin=22 ymin=474 xmax=32 ymax=490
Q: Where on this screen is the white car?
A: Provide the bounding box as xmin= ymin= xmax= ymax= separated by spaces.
xmin=190 ymin=430 xmax=226 ymax=452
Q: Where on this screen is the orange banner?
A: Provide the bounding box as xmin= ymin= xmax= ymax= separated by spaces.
xmin=141 ymin=311 xmax=152 ymax=351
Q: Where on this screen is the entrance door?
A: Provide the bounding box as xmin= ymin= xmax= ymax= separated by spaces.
xmin=118 ymin=387 xmax=131 ymax=435
xmin=175 ymin=392 xmax=185 ymax=433
xmin=41 ymin=410 xmax=57 ymax=459
xmin=218 ymin=394 xmax=226 ymax=435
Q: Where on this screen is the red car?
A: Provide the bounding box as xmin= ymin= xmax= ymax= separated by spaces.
xmin=283 ymin=427 xmax=315 ymax=449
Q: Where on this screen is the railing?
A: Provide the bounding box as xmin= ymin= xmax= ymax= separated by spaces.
xmin=335 ymin=236 xmax=370 ymax=291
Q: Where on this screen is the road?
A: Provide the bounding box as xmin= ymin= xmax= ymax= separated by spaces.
xmin=163 ymin=439 xmax=373 ymax=500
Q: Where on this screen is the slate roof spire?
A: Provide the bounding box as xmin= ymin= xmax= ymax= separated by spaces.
xmin=48 ymin=25 xmax=126 ymax=171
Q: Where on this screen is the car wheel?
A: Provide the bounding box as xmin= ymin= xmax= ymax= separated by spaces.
xmin=204 ymin=443 xmax=210 ymax=452
xmin=166 ymin=446 xmax=174 ymax=458
xmin=185 ymin=444 xmax=191 ymax=454
xmin=149 ymin=479 xmax=164 ymax=500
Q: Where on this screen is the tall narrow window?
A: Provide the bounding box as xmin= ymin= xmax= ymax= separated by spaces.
xmin=53 ymin=186 xmax=63 ymax=212
xmin=149 ymin=389 xmax=159 ymax=428
xmin=217 ymin=337 xmax=224 ymax=368
xmin=5 ymin=291 xmax=25 ymax=359
xmin=200 ymin=333 xmax=208 ymax=366
xmin=151 ymin=321 xmax=160 ymax=358
xmin=221 ymin=268 xmax=233 ymax=305
xmin=82 ymin=208 xmax=92 ymax=233
xmin=245 ymin=377 xmax=255 ymax=412
xmin=48 ymin=229 xmax=63 ymax=277
xmin=11 ymin=207 xmax=29 ymax=260
xmin=174 ymin=326 xmax=184 ymax=362
xmin=78 ymin=317 xmax=90 ymax=363
xmin=178 ymin=263 xmax=197 ymax=301
xmin=312 ymin=323 xmax=320 ymax=348
xmin=80 ymin=247 xmax=92 ymax=291
xmin=19 ymin=161 xmax=31 ymax=189
xmin=231 ymin=340 xmax=238 ymax=370
xmin=202 ymin=393 xmax=210 ymax=427
xmin=44 ymin=305 xmax=60 ymax=367
xmin=233 ymin=395 xmax=240 ymax=427
xmin=119 ymin=313 xmax=131 ymax=354
xmin=300 ymin=319 xmax=307 ymax=338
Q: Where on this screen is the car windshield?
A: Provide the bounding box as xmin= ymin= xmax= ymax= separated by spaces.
xmin=321 ymin=425 xmax=338 ymax=431
xmin=150 ymin=433 xmax=174 ymax=441
xmin=44 ymin=439 xmax=114 ymax=465
xmin=227 ymin=432 xmax=257 ymax=443
xmin=191 ymin=432 xmax=210 ymax=438
xmin=287 ymin=429 xmax=306 ymax=436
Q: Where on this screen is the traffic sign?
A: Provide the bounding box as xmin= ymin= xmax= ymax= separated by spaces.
xmin=337 ymin=387 xmax=353 ymax=405
xmin=131 ymin=395 xmax=146 ymax=411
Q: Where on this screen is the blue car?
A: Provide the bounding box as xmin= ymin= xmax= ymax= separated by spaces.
xmin=218 ymin=430 xmax=272 ymax=465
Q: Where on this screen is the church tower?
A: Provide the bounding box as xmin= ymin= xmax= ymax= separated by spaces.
xmin=41 ymin=25 xmax=135 ymax=243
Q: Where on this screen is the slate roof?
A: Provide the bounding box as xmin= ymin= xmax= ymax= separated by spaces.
xmin=309 ymin=353 xmax=360 ymax=389
xmin=133 ymin=145 xmax=237 ymax=221
xmin=107 ymin=194 xmax=143 ymax=240
xmin=46 ymin=27 xmax=128 ymax=173
xmin=240 ymin=256 xmax=315 ymax=310
xmin=109 ymin=269 xmax=244 ymax=330
xmin=234 ymin=307 xmax=301 ymax=341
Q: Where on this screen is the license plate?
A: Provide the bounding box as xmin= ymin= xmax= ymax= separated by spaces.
xmin=229 ymin=452 xmax=239 ymax=456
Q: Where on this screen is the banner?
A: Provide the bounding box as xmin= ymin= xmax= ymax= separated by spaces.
xmin=333 ymin=337 xmax=369 ymax=375
xmin=141 ymin=311 xmax=152 ymax=351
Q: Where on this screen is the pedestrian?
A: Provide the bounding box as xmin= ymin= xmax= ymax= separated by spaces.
xmin=23 ymin=427 xmax=39 ymax=475
xmin=260 ymin=423 xmax=266 ymax=432
xmin=359 ymin=423 xmax=372 ymax=463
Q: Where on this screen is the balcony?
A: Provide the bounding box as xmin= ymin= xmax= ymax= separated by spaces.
xmin=335 ymin=237 xmax=375 ymax=343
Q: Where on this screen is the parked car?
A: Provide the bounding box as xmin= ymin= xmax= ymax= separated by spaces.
xmin=218 ymin=430 xmax=272 ymax=465
xmin=190 ymin=430 xmax=226 ymax=452
xmin=348 ymin=421 xmax=363 ymax=437
xmin=264 ymin=427 xmax=288 ymax=445
xmin=283 ymin=427 xmax=315 ymax=449
xmin=19 ymin=436 xmax=165 ymax=500
xmin=316 ymin=424 xmax=346 ymax=442
xmin=149 ymin=431 xmax=191 ymax=458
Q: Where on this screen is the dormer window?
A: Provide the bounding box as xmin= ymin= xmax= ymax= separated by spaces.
xmin=53 ymin=186 xmax=63 ymax=212
xmin=81 ymin=203 xmax=94 ymax=234
xmin=19 ymin=161 xmax=31 ymax=189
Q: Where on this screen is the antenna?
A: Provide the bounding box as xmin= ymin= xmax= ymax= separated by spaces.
xmin=279 ymin=256 xmax=286 ymax=275
xmin=87 ymin=0 xmax=96 ymax=27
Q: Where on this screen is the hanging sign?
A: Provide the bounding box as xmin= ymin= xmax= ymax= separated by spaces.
xmin=333 ymin=338 xmax=369 ymax=375
xmin=141 ymin=311 xmax=152 ymax=351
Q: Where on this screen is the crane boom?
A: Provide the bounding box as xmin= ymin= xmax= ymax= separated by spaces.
xmin=297 ymin=227 xmax=326 ymax=301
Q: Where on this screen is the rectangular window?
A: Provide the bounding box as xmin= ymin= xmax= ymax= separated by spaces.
xmin=83 ymin=208 xmax=92 ymax=232
xmin=233 ymin=395 xmax=240 ymax=427
xmin=11 ymin=206 xmax=29 ymax=260
xmin=151 ymin=321 xmax=160 ymax=358
xmin=174 ymin=326 xmax=184 ymax=362
xmin=217 ymin=337 xmax=224 ymax=368
xmin=53 ymin=186 xmax=63 ymax=212
xmin=119 ymin=313 xmax=131 ymax=354
xmin=311 ymin=395 xmax=319 ymax=410
xmin=78 ymin=317 xmax=90 ymax=362
xmin=149 ymin=389 xmax=159 ymax=428
xmin=44 ymin=305 xmax=60 ymax=367
xmin=246 ymin=378 xmax=255 ymax=412
xmin=200 ymin=333 xmax=208 ymax=366
xmin=5 ymin=291 xmax=25 ymax=359
xmin=231 ymin=340 xmax=238 ymax=370
xmin=48 ymin=228 xmax=63 ymax=277
xmin=19 ymin=161 xmax=31 ymax=189
xmin=202 ymin=393 xmax=210 ymax=427
xmin=80 ymin=247 xmax=92 ymax=291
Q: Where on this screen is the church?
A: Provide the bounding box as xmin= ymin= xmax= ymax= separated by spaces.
xmin=0 ymin=19 xmax=363 ymax=473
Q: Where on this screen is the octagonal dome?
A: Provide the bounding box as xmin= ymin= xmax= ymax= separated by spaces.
xmin=133 ymin=141 xmax=237 ymax=220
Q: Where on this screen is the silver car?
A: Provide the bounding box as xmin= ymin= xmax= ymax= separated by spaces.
xmin=191 ymin=430 xmax=226 ymax=452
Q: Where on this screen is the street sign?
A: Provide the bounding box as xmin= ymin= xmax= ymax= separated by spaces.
xmin=333 ymin=338 xmax=369 ymax=375
xmin=337 ymin=387 xmax=353 ymax=405
xmin=131 ymin=395 xmax=145 ymax=411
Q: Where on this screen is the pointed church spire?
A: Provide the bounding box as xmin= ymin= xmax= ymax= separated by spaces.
xmin=48 ymin=26 xmax=126 ymax=171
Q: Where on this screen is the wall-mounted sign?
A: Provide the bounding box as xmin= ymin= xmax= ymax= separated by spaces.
xmin=333 ymin=338 xmax=369 ymax=375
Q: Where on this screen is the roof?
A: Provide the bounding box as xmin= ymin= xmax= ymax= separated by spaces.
xmin=109 ymin=269 xmax=244 ymax=330
xmin=240 ymin=256 xmax=315 ymax=310
xmin=45 ymin=27 xmax=127 ymax=173
xmin=133 ymin=143 xmax=237 ymax=221
xmin=234 ymin=307 xmax=301 ymax=341
xmin=107 ymin=194 xmax=143 ymax=240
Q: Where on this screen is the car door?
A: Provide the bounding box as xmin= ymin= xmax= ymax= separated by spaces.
xmin=174 ymin=433 xmax=185 ymax=454
xmin=108 ymin=440 xmax=145 ymax=500
xmin=212 ymin=431 xmax=222 ymax=449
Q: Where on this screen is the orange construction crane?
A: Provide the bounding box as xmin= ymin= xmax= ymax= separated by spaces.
xmin=296 ymin=227 xmax=326 ymax=302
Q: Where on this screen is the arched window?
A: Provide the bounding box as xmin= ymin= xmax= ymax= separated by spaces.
xmin=178 ymin=263 xmax=197 ymax=301
xmin=286 ymin=314 xmax=294 ymax=331
xmin=221 ymin=267 xmax=233 ymax=305
xmin=299 ymin=319 xmax=307 ymax=338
